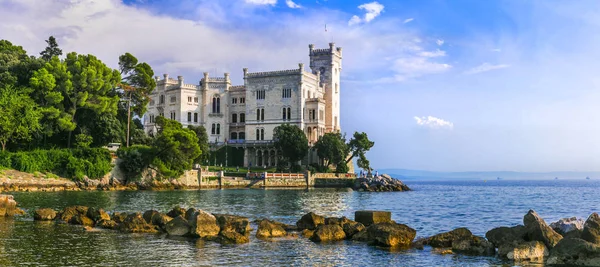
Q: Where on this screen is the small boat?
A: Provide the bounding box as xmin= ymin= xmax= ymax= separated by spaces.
xmin=497 ymin=177 xmax=502 ymax=180
xmin=586 ymin=176 xmax=591 ymax=180
xmin=555 ymin=177 xmax=558 ymax=180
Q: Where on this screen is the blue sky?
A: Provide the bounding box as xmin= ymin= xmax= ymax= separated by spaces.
xmin=2 ymin=0 xmax=600 ymax=172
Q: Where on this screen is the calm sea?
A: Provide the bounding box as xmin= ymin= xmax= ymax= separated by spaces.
xmin=1 ymin=180 xmax=599 ymax=266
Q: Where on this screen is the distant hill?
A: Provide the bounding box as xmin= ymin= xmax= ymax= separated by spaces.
xmin=377 ymin=169 xmax=600 ymax=181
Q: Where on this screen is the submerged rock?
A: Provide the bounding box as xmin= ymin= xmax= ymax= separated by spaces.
xmin=451 ymin=235 xmax=495 ymax=256
xmin=34 ymin=208 xmax=57 ymax=221
xmin=582 ymin=213 xmax=600 ymax=245
xmin=217 ymin=231 xmax=249 ymax=244
xmin=256 ymin=219 xmax=287 ymax=238
xmin=296 ymin=212 xmax=325 ymax=230
xmin=310 ymin=224 xmax=346 ymax=242
xmin=505 ymin=241 xmax=548 ymax=261
xmin=547 ymin=238 xmax=600 ymax=266
xmin=428 ymin=228 xmax=473 ymax=248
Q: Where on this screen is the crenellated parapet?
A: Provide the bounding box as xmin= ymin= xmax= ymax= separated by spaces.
xmin=245 ymin=68 xmax=302 ymax=78
xmin=309 ymin=42 xmax=342 ymax=58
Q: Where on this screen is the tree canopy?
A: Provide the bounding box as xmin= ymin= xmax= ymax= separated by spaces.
xmin=39 ymin=36 xmax=62 ymax=62
xmin=187 ymin=125 xmax=210 ymax=164
xmin=346 ymin=132 xmax=375 ymax=171
xmin=0 ymin=85 xmax=42 ymax=151
xmin=118 ymin=52 xmax=156 ymax=117
xmin=273 ymin=124 xmax=308 ymax=171
xmin=150 ymin=117 xmax=201 ymax=178
xmin=314 ymin=132 xmax=349 ymax=171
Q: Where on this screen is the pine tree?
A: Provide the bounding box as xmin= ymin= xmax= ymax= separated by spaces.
xmin=39 ymin=36 xmax=62 ymax=61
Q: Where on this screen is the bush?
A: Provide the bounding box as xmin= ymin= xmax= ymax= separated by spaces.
xmin=116 ymin=145 xmax=154 ymax=182
xmin=0 ymin=152 xmax=12 ymax=169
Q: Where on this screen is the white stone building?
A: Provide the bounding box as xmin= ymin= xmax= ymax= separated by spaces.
xmin=144 ymin=43 xmax=342 ymax=167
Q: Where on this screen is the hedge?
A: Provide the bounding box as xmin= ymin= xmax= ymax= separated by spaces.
xmin=0 ymin=148 xmax=112 ymax=181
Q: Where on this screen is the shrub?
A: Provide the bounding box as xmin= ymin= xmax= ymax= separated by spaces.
xmin=116 ymin=145 xmax=154 ymax=182
xmin=0 ymin=152 xmax=11 ymax=169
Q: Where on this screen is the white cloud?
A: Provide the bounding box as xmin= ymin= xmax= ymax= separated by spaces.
xmin=464 ymin=63 xmax=510 ymax=75
xmin=436 ymin=39 xmax=444 ymax=46
xmin=414 ymin=116 xmax=454 ymax=129
xmin=285 ymin=0 xmax=301 ymax=8
xmin=245 ymin=0 xmax=277 ymax=5
xmin=418 ymin=49 xmax=446 ymax=58
xmin=348 ymin=1 xmax=384 ymax=26
xmin=403 ymin=18 xmax=414 ymax=24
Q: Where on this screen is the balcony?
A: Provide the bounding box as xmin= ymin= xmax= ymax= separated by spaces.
xmin=209 ymin=113 xmax=224 ymax=118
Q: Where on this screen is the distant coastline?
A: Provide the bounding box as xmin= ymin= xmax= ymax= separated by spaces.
xmin=379 ymin=169 xmax=600 ymax=181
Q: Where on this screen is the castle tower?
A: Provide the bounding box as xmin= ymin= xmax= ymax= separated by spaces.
xmin=309 ymin=43 xmax=342 ymax=132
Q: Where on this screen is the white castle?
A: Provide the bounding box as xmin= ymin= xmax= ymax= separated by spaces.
xmin=144 ymin=43 xmax=342 ymax=167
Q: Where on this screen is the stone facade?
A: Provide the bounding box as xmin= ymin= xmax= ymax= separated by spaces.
xmin=144 ymin=43 xmax=342 ymax=167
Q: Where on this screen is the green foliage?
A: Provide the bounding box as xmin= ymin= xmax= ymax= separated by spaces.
xmin=118 ymin=52 xmax=156 ymax=117
xmin=346 ymin=132 xmax=375 ymax=171
xmin=273 ymin=124 xmax=308 ymax=171
xmin=0 ymin=148 xmax=111 ymax=180
xmin=0 ymin=85 xmax=42 ymax=151
xmin=39 ymin=36 xmax=62 ymax=62
xmin=187 ymin=125 xmax=209 ymax=163
xmin=116 ymin=145 xmax=154 ymax=182
xmin=314 ymin=132 xmax=349 ymax=170
xmin=74 ymin=134 xmax=93 ymax=148
xmin=152 ymin=117 xmax=200 ymax=178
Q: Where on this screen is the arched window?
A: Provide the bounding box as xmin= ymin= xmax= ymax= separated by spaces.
xmin=256 ymin=129 xmax=260 ymax=140
xmin=260 ymin=129 xmax=264 ymax=140
xmin=232 ymin=113 xmax=237 ymax=123
xmin=287 ymin=107 xmax=291 ymax=120
xmin=239 ymin=132 xmax=245 ymax=140
xmin=216 ymin=123 xmax=220 ymax=135
xmin=159 ymin=95 xmax=165 ymax=104
xmin=240 ymin=113 xmax=245 ymax=123
xmin=212 ymin=95 xmax=220 ymax=113
xmin=256 ymin=108 xmax=260 ymax=121
xmin=211 ymin=123 xmax=216 ymax=134
xmin=261 ymin=108 xmax=264 ymax=121
xmin=282 ymin=107 xmax=287 ymax=120
xmin=230 ymin=132 xmax=238 ymax=140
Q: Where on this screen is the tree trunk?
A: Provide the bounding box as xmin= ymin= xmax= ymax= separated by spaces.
xmin=1 ymin=141 xmax=5 ymax=151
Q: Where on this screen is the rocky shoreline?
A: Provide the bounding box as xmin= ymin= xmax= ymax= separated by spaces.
xmin=3 ymin=192 xmax=599 ymax=265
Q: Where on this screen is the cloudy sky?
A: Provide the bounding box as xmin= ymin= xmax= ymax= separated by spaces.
xmin=2 ymin=0 xmax=600 ymax=172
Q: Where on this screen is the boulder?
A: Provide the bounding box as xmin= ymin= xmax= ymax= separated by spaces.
xmin=355 ymin=222 xmax=416 ymax=247
xmin=112 ymin=212 xmax=128 ymax=223
xmin=296 ymin=212 xmax=325 ymax=230
xmin=0 ymin=195 xmax=19 ymax=216
xmin=142 ymin=210 xmax=159 ymax=224
xmin=256 ymin=219 xmax=287 ymax=238
xmin=550 ymin=217 xmax=585 ymax=236
xmin=354 ymin=211 xmax=391 ymax=226
xmin=547 ymin=238 xmax=600 ymax=266
xmin=310 ymin=224 xmax=346 ymax=242
xmin=301 ymin=229 xmax=315 ymax=239
xmin=582 ymin=213 xmax=600 ymax=245
xmin=342 ymin=221 xmax=365 ymax=239
xmin=214 ymin=214 xmax=251 ymax=235
xmin=151 ymin=213 xmax=173 ymax=229
xmin=166 ymin=206 xmax=186 ymax=218
xmin=86 ymin=207 xmax=110 ymax=222
xmin=69 ymin=214 xmax=94 ymax=226
xmin=523 ymin=210 xmax=563 ymax=248
xmin=217 ymin=231 xmax=250 ymax=244
xmin=185 ymin=208 xmax=198 ymax=221
xmin=485 ymin=225 xmax=526 ymax=248
xmin=504 ymin=241 xmax=548 ymax=261
xmin=56 ymin=206 xmax=89 ymax=222
xmin=325 ymin=217 xmax=351 ymax=226
xmin=96 ymin=219 xmax=118 ymax=230
xmin=451 ymin=235 xmax=495 ymax=256
xmin=188 ymin=210 xmax=220 ymax=238
xmin=118 ymin=212 xmax=159 ymax=233
xmin=33 ymin=208 xmax=57 ymax=221
xmin=164 ymin=215 xmax=191 ymax=236
xmin=428 ymin=228 xmax=473 ymax=248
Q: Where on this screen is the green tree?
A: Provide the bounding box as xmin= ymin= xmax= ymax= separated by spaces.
xmin=39 ymin=36 xmax=62 ymax=62
xmin=151 ymin=117 xmax=200 ymax=178
xmin=187 ymin=125 xmax=209 ymax=164
xmin=0 ymin=40 xmax=43 ymax=89
xmin=0 ymin=85 xmax=42 ymax=151
xmin=118 ymin=52 xmax=156 ymax=116
xmin=74 ymin=133 xmax=93 ymax=148
xmin=314 ymin=132 xmax=349 ymax=171
xmin=345 ymin=132 xmax=375 ymax=171
xmin=273 ymin=124 xmax=308 ymax=171
xmin=32 ymin=52 xmax=121 ymax=147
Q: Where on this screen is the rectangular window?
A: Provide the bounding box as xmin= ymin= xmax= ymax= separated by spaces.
xmin=194 ymin=97 xmax=198 ymax=103
xmin=170 ymin=112 xmax=176 ymax=120
xmin=256 ymin=90 xmax=265 ymax=100
xmin=232 ymin=113 xmax=237 ymax=123
xmin=256 ymin=109 xmax=260 ymax=121
xmin=170 ymin=96 xmax=176 ymax=103
xmin=194 ymin=113 xmax=198 ymax=123
xmin=188 ymin=112 xmax=192 ymax=122
xmin=211 ymin=124 xmax=216 ymax=135
xmin=261 ymin=108 xmax=264 ymax=121
xmin=240 ymin=97 xmax=245 ymax=104
xmin=188 ymin=96 xmax=192 ymax=102
xmin=232 ymin=98 xmax=237 ymax=104
xmin=282 ymin=88 xmax=291 ymax=98
xmin=240 ymin=113 xmax=245 ymax=123
xmin=282 ymin=107 xmax=287 ymax=120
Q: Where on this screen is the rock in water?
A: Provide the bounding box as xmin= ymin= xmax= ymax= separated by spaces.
xmin=86 ymin=207 xmax=110 ymax=222
xmin=505 ymin=241 xmax=548 ymax=261
xmin=301 ymin=229 xmax=315 ymax=239
xmin=96 ymin=219 xmax=118 ymax=230
xmin=363 ymin=223 xmax=416 ymax=247
xmin=547 ymin=238 xmax=600 ymax=266
xmin=165 ymin=215 xmax=191 ymax=236
xmin=142 ymin=210 xmax=159 ymax=224
xmin=550 ymin=217 xmax=585 ymax=236
xmin=56 ymin=206 xmax=89 ymax=223
xmin=451 ymin=236 xmax=495 ymax=256
xmin=69 ymin=214 xmax=94 ymax=226
xmin=310 ymin=224 xmax=346 ymax=242
xmin=0 ymin=195 xmax=19 ymax=216
xmin=188 ymin=210 xmax=220 ymax=238
xmin=296 ymin=212 xmax=325 ymax=230
xmin=214 ymin=214 xmax=251 ymax=235
xmin=342 ymin=221 xmax=365 ymax=239
xmin=151 ymin=213 xmax=173 ymax=229
xmin=428 ymin=228 xmax=473 ymax=248
xmin=256 ymin=219 xmax=287 ymax=238
xmin=34 ymin=208 xmax=57 ymax=221
xmin=166 ymin=206 xmax=186 ymax=218
xmin=217 ymin=231 xmax=249 ymax=244
xmin=485 ymin=225 xmax=526 ymax=249
xmin=523 ymin=210 xmax=563 ymax=249
xmin=354 ymin=211 xmax=392 ymax=227
xmin=118 ymin=213 xmax=159 ymax=233
xmin=112 ymin=212 xmax=128 ymax=224
xmin=354 ymin=175 xmax=410 ymax=192
xmin=582 ymin=213 xmax=600 ymax=245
